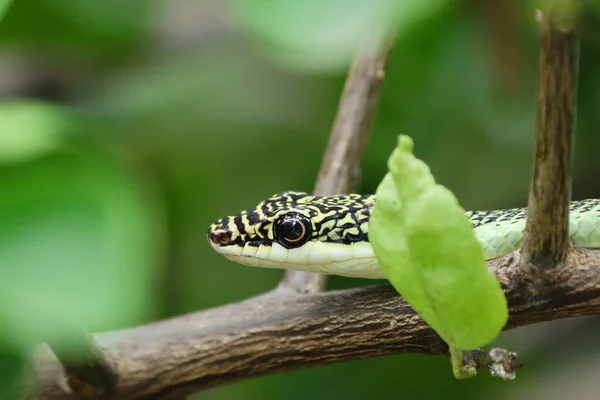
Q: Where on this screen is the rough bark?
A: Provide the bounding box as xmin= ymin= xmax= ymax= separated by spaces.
xmin=25 ymin=248 xmax=600 ymax=399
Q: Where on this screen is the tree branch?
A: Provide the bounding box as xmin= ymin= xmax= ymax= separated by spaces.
xmin=43 ymin=329 xmax=117 ymax=400
xmin=279 ymin=35 xmax=393 ymax=294
xmin=26 ymin=249 xmax=600 ymax=400
xmin=314 ymin=36 xmax=392 ymax=196
xmin=521 ymin=1 xmax=581 ymax=273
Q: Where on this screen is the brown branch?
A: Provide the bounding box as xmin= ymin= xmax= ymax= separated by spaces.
xmin=279 ymin=35 xmax=393 ymax=294
xmin=521 ymin=1 xmax=581 ymax=273
xmin=40 ymin=327 xmax=118 ymax=400
xmin=314 ymin=36 xmax=392 ymax=195
xmin=26 ymin=249 xmax=600 ymax=399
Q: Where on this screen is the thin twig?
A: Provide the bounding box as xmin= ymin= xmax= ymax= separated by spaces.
xmin=279 ymin=35 xmax=394 ymax=294
xmin=521 ymin=2 xmax=581 ymax=273
xmin=314 ymin=36 xmax=393 ymax=195
xmin=26 ymin=249 xmax=600 ymax=399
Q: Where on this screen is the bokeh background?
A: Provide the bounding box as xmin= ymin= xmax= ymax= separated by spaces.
xmin=1 ymin=0 xmax=600 ymax=399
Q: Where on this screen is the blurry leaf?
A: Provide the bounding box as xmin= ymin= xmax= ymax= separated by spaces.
xmin=0 ymin=0 xmax=12 ymax=22
xmin=83 ymin=50 xmax=321 ymax=134
xmin=0 ymin=108 xmax=163 ymax=353
xmin=588 ymin=0 xmax=600 ymax=13
xmin=0 ymin=350 xmax=23 ymax=398
xmin=0 ymin=101 xmax=71 ymax=164
xmin=369 ymin=135 xmax=508 ymax=351
xmin=232 ymin=0 xmax=453 ymax=71
xmin=548 ymin=0 xmax=584 ymax=32
xmin=0 ymin=0 xmax=154 ymax=60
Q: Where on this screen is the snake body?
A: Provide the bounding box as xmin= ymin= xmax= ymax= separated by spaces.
xmin=207 ymin=191 xmax=600 ymax=279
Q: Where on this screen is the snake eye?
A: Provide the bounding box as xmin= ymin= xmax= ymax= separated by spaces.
xmin=274 ymin=213 xmax=311 ymax=248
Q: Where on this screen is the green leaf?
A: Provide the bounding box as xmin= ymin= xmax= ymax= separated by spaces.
xmin=0 ymin=0 xmax=153 ymax=61
xmin=369 ymin=135 xmax=508 ymax=351
xmin=232 ymin=0 xmax=452 ymax=71
xmin=0 ymin=101 xmax=71 ymax=164
xmin=0 ymin=349 xmax=24 ymax=399
xmin=0 ymin=0 xmax=12 ymax=22
xmin=0 ymin=104 xmax=163 ymax=354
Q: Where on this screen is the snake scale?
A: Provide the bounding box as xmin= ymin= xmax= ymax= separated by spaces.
xmin=207 ymin=191 xmax=600 ymax=279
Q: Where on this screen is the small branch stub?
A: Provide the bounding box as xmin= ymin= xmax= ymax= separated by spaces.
xmin=521 ymin=3 xmax=581 ymax=273
xmin=462 ymin=348 xmax=521 ymax=380
xmin=45 ymin=329 xmax=118 ymax=400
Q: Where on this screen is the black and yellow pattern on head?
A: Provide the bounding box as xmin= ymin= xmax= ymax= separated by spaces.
xmin=207 ymin=191 xmax=375 ymax=249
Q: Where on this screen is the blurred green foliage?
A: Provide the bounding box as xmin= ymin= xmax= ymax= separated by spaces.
xmin=0 ymin=0 xmax=599 ymax=399
xmin=0 ymin=0 xmax=10 ymax=22
xmin=232 ymin=0 xmax=452 ymax=71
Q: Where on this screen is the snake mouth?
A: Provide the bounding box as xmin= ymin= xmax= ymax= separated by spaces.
xmin=210 ymin=238 xmax=376 ymax=269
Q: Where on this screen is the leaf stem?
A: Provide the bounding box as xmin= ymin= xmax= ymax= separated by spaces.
xmin=450 ymin=346 xmax=477 ymax=379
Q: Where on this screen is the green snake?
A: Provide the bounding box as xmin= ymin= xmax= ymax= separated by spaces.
xmin=207 ymin=191 xmax=600 ymax=279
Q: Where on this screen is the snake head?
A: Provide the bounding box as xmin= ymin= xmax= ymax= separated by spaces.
xmin=207 ymin=191 xmax=313 ymax=247
xmin=207 ymin=191 xmax=380 ymax=278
